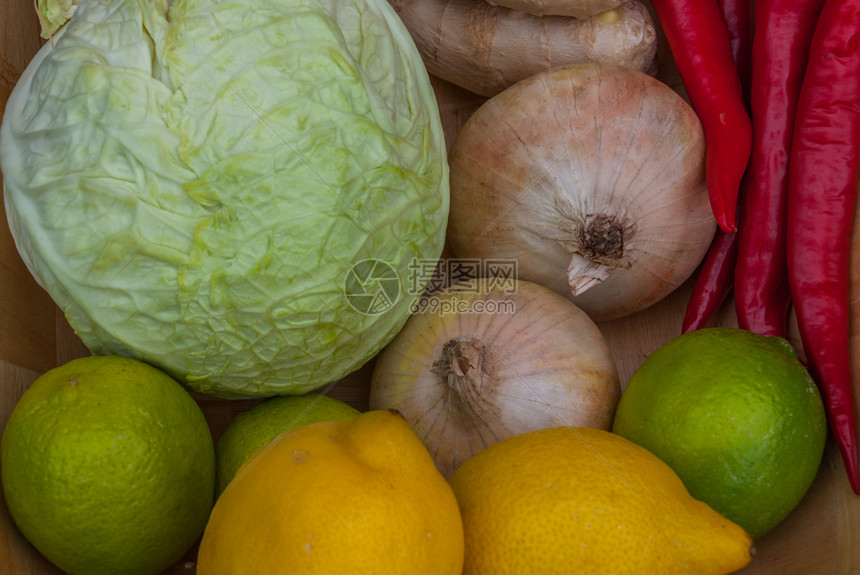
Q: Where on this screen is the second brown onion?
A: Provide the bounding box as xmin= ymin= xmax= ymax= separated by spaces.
xmin=369 ymin=279 xmax=621 ymax=478
xmin=446 ymin=62 xmax=716 ymax=322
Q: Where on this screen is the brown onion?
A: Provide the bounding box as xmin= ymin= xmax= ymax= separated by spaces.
xmin=369 ymin=279 xmax=620 ymax=478
xmin=446 ymin=62 xmax=716 ymax=322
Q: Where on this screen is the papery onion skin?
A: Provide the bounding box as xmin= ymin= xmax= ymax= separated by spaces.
xmin=368 ymin=279 xmax=621 ymax=478
xmin=446 ymin=62 xmax=715 ymax=322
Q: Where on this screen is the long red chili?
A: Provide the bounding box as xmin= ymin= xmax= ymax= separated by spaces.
xmin=681 ymin=228 xmax=738 ymax=333
xmin=649 ymin=0 xmax=752 ymax=233
xmin=786 ymin=0 xmax=860 ymax=494
xmin=717 ymin=0 xmax=752 ymax=104
xmin=734 ymin=0 xmax=826 ymax=338
xmin=679 ymin=0 xmax=750 ymax=334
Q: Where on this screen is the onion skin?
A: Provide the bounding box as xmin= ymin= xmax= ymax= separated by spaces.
xmin=446 ymin=62 xmax=715 ymax=322
xmin=368 ymin=279 xmax=621 ymax=478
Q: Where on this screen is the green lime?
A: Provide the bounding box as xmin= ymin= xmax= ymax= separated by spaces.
xmin=612 ymin=327 xmax=827 ymax=540
xmin=0 ymin=355 xmax=216 ymax=575
xmin=215 ymin=393 xmax=360 ymax=495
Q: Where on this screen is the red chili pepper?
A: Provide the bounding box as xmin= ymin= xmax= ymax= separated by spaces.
xmin=786 ymin=0 xmax=860 ymax=494
xmin=734 ymin=0 xmax=826 ymax=338
xmin=717 ymin=0 xmax=752 ymax=104
xmin=679 ymin=0 xmax=751 ymax=334
xmin=649 ymin=0 xmax=752 ymax=233
xmin=681 ymin=228 xmax=738 ymax=333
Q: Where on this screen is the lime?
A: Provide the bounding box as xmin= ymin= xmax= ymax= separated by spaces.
xmin=215 ymin=393 xmax=360 ymax=495
xmin=0 ymin=355 xmax=216 ymax=575
xmin=612 ymin=327 xmax=827 ymax=540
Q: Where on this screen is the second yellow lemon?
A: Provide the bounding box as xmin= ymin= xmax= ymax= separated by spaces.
xmin=449 ymin=426 xmax=753 ymax=575
xmin=196 ymin=409 xmax=464 ymax=575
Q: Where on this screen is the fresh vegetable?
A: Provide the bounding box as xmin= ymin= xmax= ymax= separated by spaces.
xmin=680 ymin=0 xmax=751 ymax=333
xmin=483 ymin=0 xmax=624 ymax=18
xmin=734 ymin=0 xmax=825 ymax=337
xmin=681 ymin=229 xmax=738 ymax=333
xmin=717 ymin=0 xmax=752 ymax=104
xmin=649 ymin=0 xmax=752 ymax=233
xmin=786 ymin=0 xmax=860 ymax=494
xmin=387 ymin=0 xmax=657 ymax=97
xmin=446 ymin=63 xmax=715 ymax=322
xmin=0 ymin=0 xmax=449 ymax=398
xmin=369 ymin=279 xmax=621 ymax=478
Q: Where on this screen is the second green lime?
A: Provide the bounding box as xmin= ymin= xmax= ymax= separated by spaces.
xmin=612 ymin=327 xmax=827 ymax=540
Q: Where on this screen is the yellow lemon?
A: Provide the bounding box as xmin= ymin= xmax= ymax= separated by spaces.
xmin=0 ymin=355 xmax=216 ymax=575
xmin=197 ymin=409 xmax=464 ymax=575
xmin=449 ymin=426 xmax=753 ymax=575
xmin=214 ymin=393 xmax=360 ymax=496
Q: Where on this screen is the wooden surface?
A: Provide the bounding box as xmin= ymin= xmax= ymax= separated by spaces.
xmin=1 ymin=0 xmax=859 ymax=572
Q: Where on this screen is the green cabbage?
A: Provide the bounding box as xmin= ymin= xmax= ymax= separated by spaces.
xmin=1 ymin=0 xmax=448 ymax=398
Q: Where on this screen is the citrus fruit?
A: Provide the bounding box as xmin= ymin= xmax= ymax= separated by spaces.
xmin=612 ymin=327 xmax=827 ymax=540
xmin=448 ymin=426 xmax=753 ymax=574
xmin=0 ymin=355 xmax=216 ymax=575
xmin=215 ymin=393 xmax=360 ymax=495
xmin=197 ymin=409 xmax=464 ymax=575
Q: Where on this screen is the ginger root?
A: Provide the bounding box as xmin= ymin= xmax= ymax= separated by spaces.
xmin=486 ymin=0 xmax=625 ymax=18
xmin=389 ymin=0 xmax=658 ymax=97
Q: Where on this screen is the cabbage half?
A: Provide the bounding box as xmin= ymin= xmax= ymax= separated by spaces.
xmin=1 ymin=0 xmax=448 ymax=397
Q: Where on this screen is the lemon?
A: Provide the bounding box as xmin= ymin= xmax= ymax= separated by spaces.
xmin=215 ymin=393 xmax=360 ymax=496
xmin=612 ymin=327 xmax=827 ymax=540
xmin=449 ymin=426 xmax=753 ymax=574
xmin=0 ymin=355 xmax=216 ymax=575
xmin=197 ymin=409 xmax=464 ymax=575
